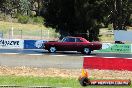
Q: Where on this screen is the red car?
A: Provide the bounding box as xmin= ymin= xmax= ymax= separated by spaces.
xmin=44 ymin=37 xmax=102 ymax=55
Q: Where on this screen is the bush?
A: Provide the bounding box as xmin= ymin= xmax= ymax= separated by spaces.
xmin=18 ymin=15 xmax=30 ymax=24
xmin=17 ymin=14 xmax=44 ymax=24
xmin=0 ymin=13 xmax=5 ymax=21
xmin=33 ymin=16 xmax=44 ymax=24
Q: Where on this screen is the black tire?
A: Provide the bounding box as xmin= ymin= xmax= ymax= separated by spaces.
xmin=49 ymin=46 xmax=56 ymax=53
xmin=82 ymin=48 xmax=91 ymax=55
xmin=79 ymin=77 xmax=91 ymax=86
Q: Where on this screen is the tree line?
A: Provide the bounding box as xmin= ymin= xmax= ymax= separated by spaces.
xmin=0 ymin=0 xmax=44 ymax=16
xmin=0 ymin=0 xmax=132 ymax=41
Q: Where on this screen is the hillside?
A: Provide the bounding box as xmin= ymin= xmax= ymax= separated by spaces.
xmin=0 ymin=21 xmax=59 ymax=40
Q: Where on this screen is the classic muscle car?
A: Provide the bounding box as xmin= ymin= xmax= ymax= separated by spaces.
xmin=44 ymin=37 xmax=102 ymax=55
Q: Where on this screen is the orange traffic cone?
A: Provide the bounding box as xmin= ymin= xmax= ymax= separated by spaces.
xmin=81 ymin=68 xmax=88 ymax=78
xmin=79 ymin=68 xmax=91 ymax=86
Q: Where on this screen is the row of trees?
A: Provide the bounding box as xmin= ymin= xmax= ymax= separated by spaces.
xmin=0 ymin=0 xmax=43 ymax=16
xmin=43 ymin=0 xmax=132 ymax=41
xmin=0 ymin=0 xmax=132 ymax=41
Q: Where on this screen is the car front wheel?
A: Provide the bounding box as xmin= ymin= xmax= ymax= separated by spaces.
xmin=49 ymin=47 xmax=56 ymax=53
xmin=82 ymin=48 xmax=91 ymax=55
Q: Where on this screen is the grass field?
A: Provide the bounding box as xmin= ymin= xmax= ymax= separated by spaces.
xmin=0 ymin=21 xmax=59 ymax=40
xmin=0 ymin=21 xmax=47 ymax=30
xmin=0 ymin=76 xmax=131 ymax=88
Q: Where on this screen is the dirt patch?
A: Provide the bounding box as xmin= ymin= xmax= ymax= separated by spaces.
xmin=0 ymin=66 xmax=132 ymax=80
xmin=0 ymin=66 xmax=80 ymax=78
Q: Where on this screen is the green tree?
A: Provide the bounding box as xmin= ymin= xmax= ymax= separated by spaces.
xmin=43 ymin=0 xmax=75 ymax=39
xmin=1 ymin=0 xmax=13 ymax=15
xmin=43 ymin=0 xmax=132 ymax=41
xmin=18 ymin=0 xmax=31 ymax=15
xmin=105 ymin=0 xmax=132 ymax=30
xmin=43 ymin=0 xmax=106 ymax=41
xmin=30 ymin=0 xmax=44 ymax=16
xmin=74 ymin=0 xmax=107 ymax=41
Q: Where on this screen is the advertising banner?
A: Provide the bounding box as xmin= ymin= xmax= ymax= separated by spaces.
xmin=0 ymin=39 xmax=24 ymax=49
xmin=114 ymin=30 xmax=132 ymax=41
xmin=95 ymin=43 xmax=131 ymax=53
xmin=24 ymin=40 xmax=47 ymax=49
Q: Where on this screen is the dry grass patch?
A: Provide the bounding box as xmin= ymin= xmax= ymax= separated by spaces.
xmin=0 ymin=66 xmax=132 ymax=80
xmin=0 ymin=66 xmax=132 ymax=88
xmin=0 ymin=21 xmax=47 ymax=30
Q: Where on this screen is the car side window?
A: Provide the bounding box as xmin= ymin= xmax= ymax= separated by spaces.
xmin=76 ymin=38 xmax=83 ymax=42
xmin=62 ymin=37 xmax=75 ymax=42
xmin=68 ymin=38 xmax=75 ymax=42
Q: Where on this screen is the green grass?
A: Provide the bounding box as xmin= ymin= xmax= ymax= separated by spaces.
xmin=0 ymin=21 xmax=59 ymax=39
xmin=0 ymin=76 xmax=131 ymax=88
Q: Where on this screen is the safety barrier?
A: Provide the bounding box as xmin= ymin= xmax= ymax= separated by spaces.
xmin=83 ymin=56 xmax=132 ymax=71
xmin=0 ymin=39 xmax=47 ymax=49
xmin=95 ymin=43 xmax=132 ymax=53
xmin=24 ymin=40 xmax=47 ymax=49
xmin=0 ymin=39 xmax=132 ymax=53
xmin=0 ymin=39 xmax=24 ymax=49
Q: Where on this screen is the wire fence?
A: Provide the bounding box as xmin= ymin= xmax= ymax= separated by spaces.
xmin=0 ymin=29 xmax=60 ymax=41
xmin=0 ymin=28 xmax=115 ymax=42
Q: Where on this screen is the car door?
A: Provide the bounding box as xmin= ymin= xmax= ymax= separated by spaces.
xmin=67 ymin=38 xmax=76 ymax=51
xmin=56 ymin=38 xmax=68 ymax=51
xmin=76 ymin=38 xmax=84 ymax=51
xmin=60 ymin=37 xmax=76 ymax=51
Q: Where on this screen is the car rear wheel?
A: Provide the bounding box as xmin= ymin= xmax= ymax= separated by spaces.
xmin=82 ymin=48 xmax=91 ymax=55
xmin=49 ymin=47 xmax=56 ymax=53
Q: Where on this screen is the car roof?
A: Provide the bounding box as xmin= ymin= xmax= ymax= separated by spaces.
xmin=63 ymin=36 xmax=89 ymax=42
xmin=65 ymin=36 xmax=83 ymax=38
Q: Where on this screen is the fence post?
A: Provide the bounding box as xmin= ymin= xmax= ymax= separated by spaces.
xmin=48 ymin=29 xmax=49 ymax=40
xmin=9 ymin=29 xmax=10 ymax=39
xmin=20 ymin=29 xmax=22 ymax=39
xmin=41 ymin=29 xmax=42 ymax=39
xmin=11 ymin=27 xmax=14 ymax=39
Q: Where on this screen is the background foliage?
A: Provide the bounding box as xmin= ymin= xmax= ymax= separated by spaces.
xmin=0 ymin=0 xmax=132 ymax=41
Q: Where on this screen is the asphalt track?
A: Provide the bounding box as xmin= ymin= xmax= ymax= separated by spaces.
xmin=1 ymin=49 xmax=132 ymax=57
xmin=0 ymin=49 xmax=132 ymax=69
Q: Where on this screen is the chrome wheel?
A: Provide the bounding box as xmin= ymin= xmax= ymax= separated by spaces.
xmin=83 ymin=48 xmax=91 ymax=55
xmin=49 ymin=47 xmax=56 ymax=53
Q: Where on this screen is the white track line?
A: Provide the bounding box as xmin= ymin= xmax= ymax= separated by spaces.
xmin=123 ymin=58 xmax=132 ymax=59
xmin=1 ymin=53 xmax=132 ymax=60
xmin=82 ymin=56 xmax=132 ymax=59
xmin=27 ymin=54 xmax=43 ymax=56
xmin=81 ymin=56 xmax=96 ymax=57
xmin=104 ymin=57 xmax=117 ymax=58
xmin=50 ymin=55 xmax=67 ymax=56
xmin=1 ymin=53 xmax=19 ymax=55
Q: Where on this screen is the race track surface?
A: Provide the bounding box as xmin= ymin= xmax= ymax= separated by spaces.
xmin=0 ymin=49 xmax=132 ymax=69
xmin=0 ymin=49 xmax=132 ymax=58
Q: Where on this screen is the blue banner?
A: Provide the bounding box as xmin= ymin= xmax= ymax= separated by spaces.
xmin=24 ymin=40 xmax=47 ymax=49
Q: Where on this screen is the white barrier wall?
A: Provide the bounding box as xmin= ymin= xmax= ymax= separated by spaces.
xmin=101 ymin=43 xmax=112 ymax=49
xmin=0 ymin=39 xmax=24 ymax=49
